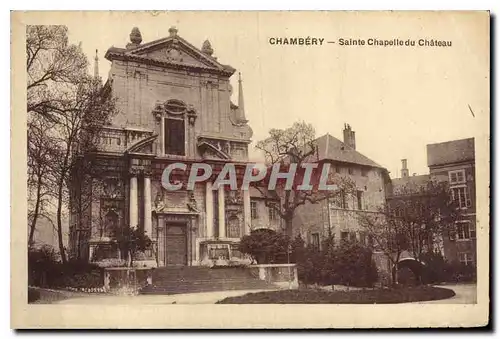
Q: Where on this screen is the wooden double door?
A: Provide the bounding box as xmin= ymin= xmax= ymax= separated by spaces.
xmin=165 ymin=223 xmax=188 ymax=266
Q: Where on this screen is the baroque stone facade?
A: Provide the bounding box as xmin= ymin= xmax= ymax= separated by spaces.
xmin=69 ymin=27 xmax=254 ymax=267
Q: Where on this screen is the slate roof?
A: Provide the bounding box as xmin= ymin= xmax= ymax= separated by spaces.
xmin=427 ymin=138 xmax=475 ymax=167
xmin=312 ymin=133 xmax=384 ymax=168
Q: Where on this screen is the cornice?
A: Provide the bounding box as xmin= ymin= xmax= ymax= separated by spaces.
xmin=106 ymin=51 xmax=235 ymax=77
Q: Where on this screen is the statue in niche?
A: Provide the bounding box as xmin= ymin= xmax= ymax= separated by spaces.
xmin=154 ymin=188 xmax=166 ymax=212
xmin=187 ymin=191 xmax=200 ymax=213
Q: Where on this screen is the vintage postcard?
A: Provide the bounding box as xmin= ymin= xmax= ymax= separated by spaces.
xmin=11 ymin=10 xmax=490 ymax=328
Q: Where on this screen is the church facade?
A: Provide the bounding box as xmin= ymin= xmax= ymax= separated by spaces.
xmin=69 ymin=27 xmax=254 ymax=267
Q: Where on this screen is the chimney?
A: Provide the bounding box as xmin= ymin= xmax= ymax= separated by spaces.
xmin=342 ymin=123 xmax=356 ymax=150
xmin=93 ymin=49 xmax=99 ymax=79
xmin=401 ymin=159 xmax=409 ymax=178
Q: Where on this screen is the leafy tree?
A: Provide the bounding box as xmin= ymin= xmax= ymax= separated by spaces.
xmin=116 ymin=227 xmax=152 ymax=267
xmin=239 ymin=228 xmax=290 ymax=264
xmin=255 ymin=121 xmax=356 ymax=237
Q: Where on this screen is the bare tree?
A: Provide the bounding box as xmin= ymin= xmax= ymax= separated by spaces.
xmin=27 ymin=25 xmax=87 ymax=121
xmin=255 ymin=121 xmax=355 ymax=237
xmin=387 ymin=180 xmax=460 ymax=261
xmin=27 ymin=25 xmax=88 ymax=251
xmin=49 ymin=76 xmax=116 ymax=263
xmin=358 ymin=179 xmax=460 ymax=284
xmin=27 ymin=116 xmax=57 ymax=247
xmin=357 ymin=209 xmax=408 ymax=285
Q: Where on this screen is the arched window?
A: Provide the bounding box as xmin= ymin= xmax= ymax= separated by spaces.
xmin=227 ymin=216 xmax=240 ymax=238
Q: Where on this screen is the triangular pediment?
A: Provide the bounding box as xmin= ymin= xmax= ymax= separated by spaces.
xmin=197 ymin=140 xmax=230 ymax=160
xmin=126 ymin=36 xmax=229 ymax=72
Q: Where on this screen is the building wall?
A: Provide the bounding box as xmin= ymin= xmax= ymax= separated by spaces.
xmin=293 ymin=163 xmax=387 ymax=247
xmin=249 ymin=198 xmax=282 ymax=232
xmin=108 ymin=59 xmax=247 ymax=161
xmin=429 ymin=161 xmax=476 ymax=265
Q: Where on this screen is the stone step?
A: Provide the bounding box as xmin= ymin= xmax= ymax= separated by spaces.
xmin=140 ymin=266 xmax=275 ymax=295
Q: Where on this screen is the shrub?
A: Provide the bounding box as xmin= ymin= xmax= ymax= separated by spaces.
xmin=29 ymin=246 xmax=104 ymax=289
xmin=296 ymin=246 xmax=325 ymax=285
xmin=331 ymin=241 xmax=378 ymax=288
xmin=294 ymin=238 xmax=378 ymax=288
xmin=420 ymin=252 xmax=476 ymax=284
xmin=28 ymin=245 xmax=60 ymax=287
xmin=239 ymin=229 xmax=291 ymax=264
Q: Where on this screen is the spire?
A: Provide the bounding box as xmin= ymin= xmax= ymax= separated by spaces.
xmin=93 ymin=49 xmax=99 ymax=79
xmin=237 ymin=72 xmax=247 ymax=123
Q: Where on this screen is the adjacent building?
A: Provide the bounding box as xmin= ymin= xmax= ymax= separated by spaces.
xmin=293 ymin=124 xmax=391 ymax=249
xmin=427 ymin=138 xmax=476 ymax=266
xmin=385 ymin=138 xmax=476 ymax=267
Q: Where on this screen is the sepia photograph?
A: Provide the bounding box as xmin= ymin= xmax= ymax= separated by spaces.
xmin=11 ymin=10 xmax=490 ymax=328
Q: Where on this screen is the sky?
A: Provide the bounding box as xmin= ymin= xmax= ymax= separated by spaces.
xmin=56 ymin=11 xmax=489 ymax=178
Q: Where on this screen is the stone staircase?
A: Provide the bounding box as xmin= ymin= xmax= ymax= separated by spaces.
xmin=139 ymin=266 xmax=277 ymax=295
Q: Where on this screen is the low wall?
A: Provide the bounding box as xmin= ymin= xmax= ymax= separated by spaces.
xmin=249 ymin=264 xmax=299 ymax=289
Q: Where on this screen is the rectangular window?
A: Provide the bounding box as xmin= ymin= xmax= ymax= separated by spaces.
xmin=449 ymin=170 xmax=466 ymax=185
xmin=250 ymin=201 xmax=258 ymax=219
xmin=456 ymin=221 xmax=475 ymax=240
xmin=268 ymin=203 xmax=278 ymax=221
xmin=459 ymin=252 xmax=474 ymax=266
xmin=359 ymin=231 xmax=367 ymax=245
xmin=331 ymin=190 xmax=348 ymax=209
xmin=349 ymin=231 xmax=357 ymax=242
xmin=357 ymin=190 xmax=364 ymax=210
xmin=456 ymin=221 xmax=470 ymax=240
xmin=341 ymin=231 xmax=349 ymax=241
xmin=348 ymin=168 xmax=354 ymax=175
xmin=452 ymin=187 xmax=471 ymax=209
xmin=361 ymin=168 xmax=368 ymax=177
xmin=335 ymin=166 xmax=341 ymax=174
xmin=311 ymin=233 xmax=320 ymax=250
xmin=164 ymin=118 xmax=185 ymax=155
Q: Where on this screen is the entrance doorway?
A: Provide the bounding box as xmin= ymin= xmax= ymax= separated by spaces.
xmin=165 ymin=223 xmax=187 ymax=266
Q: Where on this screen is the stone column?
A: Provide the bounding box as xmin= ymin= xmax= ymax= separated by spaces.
xmin=243 ymin=189 xmax=251 ymax=235
xmin=129 ymin=176 xmax=138 ymax=229
xmin=205 ymin=182 xmax=214 ymax=239
xmin=218 ymin=186 xmax=226 ymax=239
xmin=144 ymin=176 xmax=152 ymax=237
xmin=160 ymin=117 xmax=165 ymax=155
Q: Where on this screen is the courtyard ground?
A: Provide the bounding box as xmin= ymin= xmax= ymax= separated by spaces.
xmin=52 ymin=289 xmax=276 ymax=305
xmin=414 ymin=283 xmax=477 ymax=304
xmin=33 ymin=283 xmax=476 ymax=305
